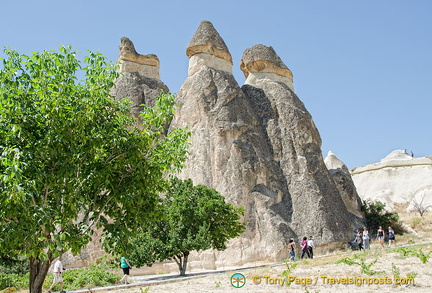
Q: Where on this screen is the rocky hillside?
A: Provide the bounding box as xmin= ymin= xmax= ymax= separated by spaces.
xmin=351 ymin=149 xmax=432 ymax=211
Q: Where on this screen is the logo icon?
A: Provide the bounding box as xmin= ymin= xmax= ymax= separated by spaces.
xmin=230 ymin=273 xmax=246 ymax=288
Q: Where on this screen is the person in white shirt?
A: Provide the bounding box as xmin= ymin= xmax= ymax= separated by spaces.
xmin=307 ymin=236 xmax=315 ymax=259
xmin=362 ymin=227 xmax=370 ymax=249
xmin=48 ymin=257 xmax=65 ymax=293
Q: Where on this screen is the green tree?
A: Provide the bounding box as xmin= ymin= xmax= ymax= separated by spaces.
xmin=128 ymin=178 xmax=246 ymax=276
xmin=361 ymin=200 xmax=404 ymax=235
xmin=0 ymin=46 xmax=189 ymax=293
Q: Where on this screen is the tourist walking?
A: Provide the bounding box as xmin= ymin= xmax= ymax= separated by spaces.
xmin=376 ymin=226 xmax=385 ymax=250
xmin=288 ymin=238 xmax=296 ymax=261
xmin=300 ymin=236 xmax=311 ymax=259
xmin=120 ymin=256 xmax=132 ymax=284
xmin=362 ymin=227 xmax=370 ymax=249
xmin=354 ymin=228 xmax=364 ymax=251
xmin=48 ymin=257 xmax=65 ymax=293
xmin=307 ymin=236 xmax=315 ymax=259
xmin=388 ymin=227 xmax=396 ymax=248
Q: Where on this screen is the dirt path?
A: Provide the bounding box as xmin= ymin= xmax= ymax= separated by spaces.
xmin=70 ymin=241 xmax=432 ymax=293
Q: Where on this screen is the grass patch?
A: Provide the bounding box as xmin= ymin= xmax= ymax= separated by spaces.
xmin=336 ymin=257 xmax=382 ymax=275
xmin=0 ymin=263 xmax=120 ymax=291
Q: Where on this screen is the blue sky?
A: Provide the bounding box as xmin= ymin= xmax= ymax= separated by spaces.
xmin=1 ymin=0 xmax=431 ymax=169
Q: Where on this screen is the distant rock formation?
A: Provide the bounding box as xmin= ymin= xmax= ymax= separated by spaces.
xmin=352 ymin=149 xmax=432 ymax=211
xmin=170 ymin=22 xmax=361 ymax=267
xmin=324 ymin=151 xmax=364 ymax=226
xmin=110 ymin=37 xmax=169 ymax=119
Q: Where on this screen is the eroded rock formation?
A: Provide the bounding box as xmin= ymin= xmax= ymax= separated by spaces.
xmin=169 ymin=22 xmax=362 ymax=267
xmin=240 ymin=44 xmax=358 ymax=249
xmin=324 ymin=151 xmax=364 ymax=225
xmin=110 ymin=37 xmax=169 ymax=119
xmin=352 ymin=150 xmax=432 ymax=211
xmin=170 ymin=20 xmax=295 ymax=266
xmin=67 ymin=38 xmax=171 ymax=267
xmin=68 ymin=21 xmax=366 ymax=270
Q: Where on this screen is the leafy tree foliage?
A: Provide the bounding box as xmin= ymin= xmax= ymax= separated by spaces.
xmin=361 ymin=200 xmax=404 ymax=235
xmin=0 ymin=46 xmax=189 ymax=292
xmin=0 ymin=256 xmax=28 ymax=275
xmin=128 ymin=178 xmax=246 ymax=276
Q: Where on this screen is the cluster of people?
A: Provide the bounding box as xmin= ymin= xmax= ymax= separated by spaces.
xmin=288 ymin=235 xmax=315 ymax=261
xmin=376 ymin=225 xmax=397 ymax=249
xmin=353 ymin=226 xmax=396 ymax=250
xmin=288 ymin=225 xmax=398 ymax=262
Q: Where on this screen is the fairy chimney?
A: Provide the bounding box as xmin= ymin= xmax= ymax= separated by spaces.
xmin=241 ymin=44 xmax=356 ymax=249
xmin=240 ymin=44 xmax=294 ymax=91
xmin=171 ymin=21 xmax=296 ymax=267
xmin=117 ymin=36 xmax=160 ymax=79
xmin=111 ymin=37 xmax=169 ymax=118
xmin=324 ymin=151 xmax=365 ymax=225
xmin=186 ymin=20 xmax=233 ymax=76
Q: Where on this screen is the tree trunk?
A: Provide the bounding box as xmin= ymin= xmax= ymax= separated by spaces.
xmin=180 ymin=251 xmax=189 ymax=276
xmin=174 ymin=251 xmax=190 ymax=276
xmin=29 ymin=257 xmax=51 ymax=293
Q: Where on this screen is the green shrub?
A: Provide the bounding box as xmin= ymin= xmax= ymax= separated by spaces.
xmin=0 ymin=273 xmax=28 ymax=290
xmin=95 ymin=255 xmax=119 ymax=269
xmin=394 ymin=246 xmax=415 ymax=257
xmin=336 ymin=257 xmax=381 ymax=275
xmin=61 ymin=265 xmax=118 ymax=290
xmin=411 ymin=217 xmax=421 ymax=229
xmin=279 ymin=261 xmax=298 ymax=286
xmin=1 ymin=263 xmax=119 ymax=291
xmin=393 ymin=247 xmax=431 ymax=263
xmin=391 ymin=263 xmax=400 ymax=279
xmin=0 ymin=256 xmax=28 ymax=275
xmin=411 ymin=249 xmax=431 ymax=264
xmin=361 ymin=200 xmax=404 ymax=235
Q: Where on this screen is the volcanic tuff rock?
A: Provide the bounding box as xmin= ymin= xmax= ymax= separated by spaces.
xmin=351 ymin=149 xmax=432 ymax=211
xmin=117 ymin=36 xmax=160 ymax=79
xmin=110 ymin=37 xmax=169 ymax=119
xmin=67 ymin=38 xmax=170 ymax=266
xmin=186 ymin=20 xmax=233 ymax=76
xmin=240 ymin=44 xmax=294 ymax=91
xmin=170 ymin=22 xmax=360 ymax=266
xmin=240 ymin=44 xmax=358 ymax=248
xmin=324 ymin=151 xmax=364 ymax=225
xmin=171 ymin=21 xmax=295 ymax=266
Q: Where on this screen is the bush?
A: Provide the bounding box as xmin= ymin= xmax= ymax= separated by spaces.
xmin=411 ymin=217 xmax=421 ymax=229
xmin=95 ymin=255 xmax=119 ymax=269
xmin=0 ymin=263 xmax=119 ymax=291
xmin=0 ymin=256 xmax=28 ymax=275
xmin=47 ymin=265 xmax=119 ymax=291
xmin=361 ymin=200 xmax=405 ymax=235
xmin=0 ymin=273 xmax=28 ymax=291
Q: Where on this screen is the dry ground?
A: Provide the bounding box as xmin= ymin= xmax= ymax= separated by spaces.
xmin=109 ymin=208 xmax=432 ymax=293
